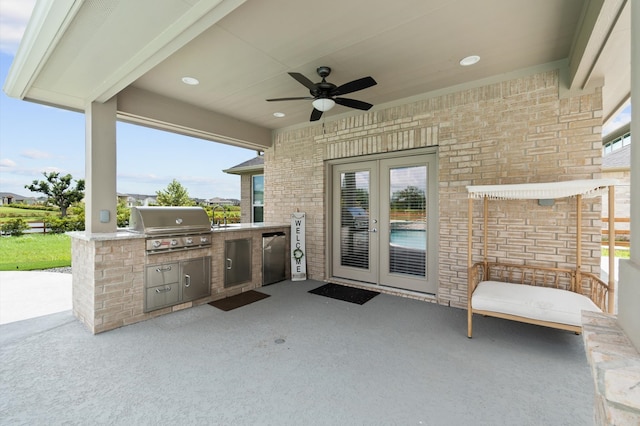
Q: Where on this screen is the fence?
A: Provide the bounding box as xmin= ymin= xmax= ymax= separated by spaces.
xmin=26 ymin=221 xmax=51 ymax=234
xmin=602 ymin=217 xmax=630 ymax=247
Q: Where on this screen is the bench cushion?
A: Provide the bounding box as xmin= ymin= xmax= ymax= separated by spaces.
xmin=472 ymin=281 xmax=602 ymax=327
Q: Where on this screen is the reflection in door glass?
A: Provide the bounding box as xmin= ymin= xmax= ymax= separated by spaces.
xmin=340 ymin=171 xmax=370 ymax=269
xmin=389 ymin=166 xmax=427 ymax=277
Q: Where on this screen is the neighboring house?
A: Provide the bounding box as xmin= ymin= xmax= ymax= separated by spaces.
xmin=601 ymin=123 xmax=631 ymax=237
xmin=117 ymin=193 xmax=157 ymax=207
xmin=207 ymin=197 xmax=238 ymax=207
xmin=0 ymin=192 xmax=35 ymax=205
xmin=223 ymin=155 xmax=264 ymax=223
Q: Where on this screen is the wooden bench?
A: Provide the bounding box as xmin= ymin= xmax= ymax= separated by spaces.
xmin=467 ymin=262 xmax=611 ymax=337
xmin=466 ymin=179 xmax=617 ymax=338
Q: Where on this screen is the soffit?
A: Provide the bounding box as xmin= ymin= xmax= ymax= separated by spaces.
xmin=588 ymin=1 xmax=631 ymax=122
xmin=131 ymin=0 xmax=586 ymax=129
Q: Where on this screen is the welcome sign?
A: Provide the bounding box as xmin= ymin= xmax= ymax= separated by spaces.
xmin=291 ymin=212 xmax=306 ymax=281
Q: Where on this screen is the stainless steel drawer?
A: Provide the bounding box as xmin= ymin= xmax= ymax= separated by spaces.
xmin=145 ymin=284 xmax=181 ymax=312
xmin=145 ymin=263 xmax=179 ymax=288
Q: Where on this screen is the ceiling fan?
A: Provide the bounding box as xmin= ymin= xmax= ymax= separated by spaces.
xmin=266 ymin=66 xmax=377 ymax=121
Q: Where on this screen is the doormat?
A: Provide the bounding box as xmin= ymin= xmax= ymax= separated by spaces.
xmin=208 ymin=290 xmax=270 ymax=311
xmin=308 ymin=283 xmax=379 ymax=305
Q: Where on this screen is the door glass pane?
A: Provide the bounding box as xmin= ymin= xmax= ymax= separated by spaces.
xmin=389 ymin=166 xmax=426 ymax=277
xmin=340 ymin=171 xmax=370 ymax=269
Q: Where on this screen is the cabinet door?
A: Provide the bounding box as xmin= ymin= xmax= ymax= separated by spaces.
xmin=182 ymin=256 xmax=211 ymax=301
xmin=225 ymin=238 xmax=252 ymax=287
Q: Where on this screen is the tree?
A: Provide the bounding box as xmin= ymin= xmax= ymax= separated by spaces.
xmin=116 ymin=198 xmax=131 ymax=227
xmin=25 ymin=172 xmax=85 ymax=217
xmin=155 ymin=179 xmax=194 ymax=206
xmin=391 ymin=186 xmax=426 ymax=210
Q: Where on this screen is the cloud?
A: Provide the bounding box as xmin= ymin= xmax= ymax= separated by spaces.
xmin=21 ymin=148 xmax=52 ymax=159
xmin=1 ymin=165 xmax=65 ymax=177
xmin=603 ymin=104 xmax=631 ymax=136
xmin=0 ymin=158 xmax=17 ymax=167
xmin=0 ymin=0 xmax=36 ymax=55
xmin=117 ymin=172 xmax=166 ymax=184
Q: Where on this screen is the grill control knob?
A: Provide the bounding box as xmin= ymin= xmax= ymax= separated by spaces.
xmin=152 ymin=240 xmax=162 ymax=248
xmin=200 ymin=236 xmax=209 ymax=244
xmin=170 ymin=239 xmax=178 ymax=246
xmin=186 ymin=237 xmax=193 ymax=244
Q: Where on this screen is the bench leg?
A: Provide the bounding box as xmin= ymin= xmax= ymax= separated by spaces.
xmin=467 ymin=309 xmax=473 ymax=338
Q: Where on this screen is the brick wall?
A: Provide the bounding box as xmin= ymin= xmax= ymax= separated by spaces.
xmin=240 ymin=174 xmax=251 ymax=223
xmin=265 ymin=69 xmax=604 ymax=308
xmin=72 ymin=236 xmax=147 ymax=333
xmin=71 ymin=227 xmax=290 ymax=333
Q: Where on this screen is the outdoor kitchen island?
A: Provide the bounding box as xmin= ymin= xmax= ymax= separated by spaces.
xmin=69 ymin=223 xmax=290 ymax=334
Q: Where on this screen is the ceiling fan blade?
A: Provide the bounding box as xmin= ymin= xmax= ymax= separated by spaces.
xmin=288 ymin=72 xmax=316 ymax=90
xmin=332 ymin=76 xmax=377 ymax=96
xmin=266 ymin=97 xmax=314 ymax=101
xmin=334 ymin=97 xmax=373 ymax=111
xmin=310 ymin=108 xmax=323 ymax=121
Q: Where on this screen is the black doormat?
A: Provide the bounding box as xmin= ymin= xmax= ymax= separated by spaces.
xmin=308 ymin=283 xmax=380 ymax=305
xmin=208 ymin=290 xmax=270 ymax=311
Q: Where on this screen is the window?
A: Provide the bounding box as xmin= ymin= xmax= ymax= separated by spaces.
xmin=252 ymin=175 xmax=264 ymax=223
xmin=602 ymin=130 xmax=631 ymax=156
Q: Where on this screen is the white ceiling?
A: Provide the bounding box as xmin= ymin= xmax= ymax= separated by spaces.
xmin=5 ymin=0 xmax=631 ymax=147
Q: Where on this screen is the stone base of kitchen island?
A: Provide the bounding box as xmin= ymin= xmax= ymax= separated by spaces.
xmin=70 ymin=225 xmax=289 ymax=334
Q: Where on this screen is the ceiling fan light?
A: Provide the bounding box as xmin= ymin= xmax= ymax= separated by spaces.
xmin=312 ymin=98 xmax=335 ymax=112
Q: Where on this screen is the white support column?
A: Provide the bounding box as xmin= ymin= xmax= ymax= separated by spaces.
xmin=85 ymin=97 xmax=117 ymax=234
xmin=617 ymin=0 xmax=640 ymax=349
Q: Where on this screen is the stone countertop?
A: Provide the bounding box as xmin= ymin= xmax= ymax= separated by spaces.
xmin=210 ymin=222 xmax=289 ymax=232
xmin=67 ymin=230 xmax=146 ymax=241
xmin=68 ymin=223 xmax=289 ymax=241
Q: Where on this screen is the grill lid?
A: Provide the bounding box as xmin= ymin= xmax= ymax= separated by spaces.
xmin=129 ymin=206 xmax=211 ymax=235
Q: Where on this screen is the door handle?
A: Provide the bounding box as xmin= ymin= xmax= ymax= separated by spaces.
xmin=226 ymin=258 xmax=232 ymax=270
xmin=369 ymin=228 xmax=377 ymax=233
xmin=184 ymin=274 xmax=191 ymax=287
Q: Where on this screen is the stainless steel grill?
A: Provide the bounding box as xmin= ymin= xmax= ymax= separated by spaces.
xmin=129 ymin=206 xmax=212 ymax=252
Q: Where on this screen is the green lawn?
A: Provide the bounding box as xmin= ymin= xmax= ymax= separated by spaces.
xmin=602 ymin=247 xmax=630 ymax=259
xmin=0 ymin=234 xmax=71 ymax=270
xmin=0 ymin=206 xmax=57 ymax=223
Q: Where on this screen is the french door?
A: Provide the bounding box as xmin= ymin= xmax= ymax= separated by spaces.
xmin=331 ymin=153 xmax=438 ymax=294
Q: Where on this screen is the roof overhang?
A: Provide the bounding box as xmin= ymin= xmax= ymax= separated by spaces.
xmin=3 ymin=0 xmax=631 ymax=146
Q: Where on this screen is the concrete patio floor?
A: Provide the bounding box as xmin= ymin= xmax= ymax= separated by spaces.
xmin=0 ymin=276 xmax=594 ymax=425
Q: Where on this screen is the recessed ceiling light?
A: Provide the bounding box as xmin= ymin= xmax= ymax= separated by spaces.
xmin=181 ymin=76 xmax=199 ymax=85
xmin=459 ymin=55 xmax=480 ymax=66
xmin=273 ymin=112 xmax=285 ymax=118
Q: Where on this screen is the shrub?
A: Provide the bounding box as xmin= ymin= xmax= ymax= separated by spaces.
xmin=8 ymin=203 xmax=58 ymax=212
xmin=1 ymin=218 xmax=30 ymax=236
xmin=45 ymin=216 xmax=85 ymax=233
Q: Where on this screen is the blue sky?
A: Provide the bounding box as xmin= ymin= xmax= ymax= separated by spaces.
xmin=0 ymin=1 xmax=631 ymax=200
xmin=0 ymin=0 xmax=255 ymax=200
